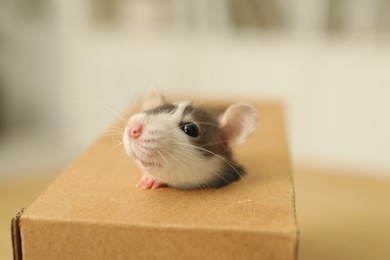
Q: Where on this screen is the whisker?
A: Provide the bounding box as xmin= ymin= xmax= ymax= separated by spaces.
xmin=160 ymin=150 xmax=181 ymax=165
xmin=104 ymin=132 xmax=124 ymax=136
xmin=163 ymin=150 xmax=207 ymax=190
xmin=167 ymin=140 xmax=251 ymax=190
xmin=104 ymin=134 xmax=124 ymax=139
xmin=104 ymin=141 xmax=125 ymax=157
xmin=188 ymin=98 xmax=205 ymax=117
xmin=161 ymin=147 xmax=209 ymax=189
xmin=104 ymin=129 xmax=124 ymax=134
xmin=65 ymin=96 xmax=127 ymax=124
xmin=156 ymin=150 xmax=177 ymax=187
xmin=103 ymin=129 xmax=125 ymax=136
xmin=110 ymin=53 xmax=136 ymax=110
xmin=195 ymin=121 xmax=219 ymax=127
xmin=107 ymin=125 xmax=126 ymax=131
xmin=157 ymin=150 xmax=170 ymax=170
xmin=161 ymin=143 xmax=232 ymax=188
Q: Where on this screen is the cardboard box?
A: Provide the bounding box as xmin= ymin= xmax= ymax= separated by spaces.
xmin=12 ymin=102 xmax=298 ymax=259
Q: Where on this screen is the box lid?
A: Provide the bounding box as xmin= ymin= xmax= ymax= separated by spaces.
xmin=17 ymin=102 xmax=298 ymax=259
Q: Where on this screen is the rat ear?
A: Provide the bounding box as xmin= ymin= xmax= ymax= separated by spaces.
xmin=219 ymin=102 xmax=259 ymax=147
xmin=142 ymin=88 xmax=166 ymax=110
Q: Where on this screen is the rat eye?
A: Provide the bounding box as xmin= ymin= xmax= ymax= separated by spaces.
xmin=180 ymin=123 xmax=199 ymax=138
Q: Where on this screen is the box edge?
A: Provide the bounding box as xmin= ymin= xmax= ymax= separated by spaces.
xmin=11 ymin=208 xmax=25 ymax=260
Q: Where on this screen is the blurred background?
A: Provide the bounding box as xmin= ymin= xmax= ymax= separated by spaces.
xmin=1 ymin=0 xmax=390 ymax=259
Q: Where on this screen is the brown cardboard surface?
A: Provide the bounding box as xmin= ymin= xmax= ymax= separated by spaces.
xmin=18 ymin=102 xmax=298 ymax=259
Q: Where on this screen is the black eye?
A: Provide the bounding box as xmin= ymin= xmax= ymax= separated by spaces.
xmin=180 ymin=123 xmax=199 ymax=138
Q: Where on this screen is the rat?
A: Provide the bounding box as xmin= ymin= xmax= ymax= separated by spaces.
xmin=122 ymin=88 xmax=259 ymax=189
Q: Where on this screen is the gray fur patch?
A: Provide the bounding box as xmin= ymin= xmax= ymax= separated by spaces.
xmin=181 ymin=104 xmax=230 ymax=159
xmin=202 ymin=160 xmax=245 ymax=188
xmin=180 ymin=104 xmax=246 ymax=188
xmin=174 ymin=159 xmax=245 ymax=189
xmin=144 ymin=103 xmax=177 ymax=115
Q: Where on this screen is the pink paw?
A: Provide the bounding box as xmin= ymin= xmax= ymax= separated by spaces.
xmin=136 ymin=175 xmax=166 ymax=190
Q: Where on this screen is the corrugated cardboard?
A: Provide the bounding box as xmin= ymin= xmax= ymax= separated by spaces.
xmin=13 ymin=102 xmax=298 ymax=260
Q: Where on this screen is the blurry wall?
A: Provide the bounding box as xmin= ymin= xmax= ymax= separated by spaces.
xmin=1 ymin=0 xmax=390 ymax=179
xmin=0 ymin=0 xmax=64 ymax=177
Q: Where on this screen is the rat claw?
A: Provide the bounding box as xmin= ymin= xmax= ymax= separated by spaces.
xmin=151 ymin=181 xmax=166 ymax=189
xmin=137 ymin=175 xmax=166 ymax=190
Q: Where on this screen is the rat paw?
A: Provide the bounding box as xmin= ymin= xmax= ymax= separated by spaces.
xmin=136 ymin=175 xmax=166 ymax=190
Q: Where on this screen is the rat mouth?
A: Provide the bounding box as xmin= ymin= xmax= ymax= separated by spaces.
xmin=132 ymin=152 xmax=162 ymax=168
xmin=140 ymin=160 xmax=162 ymax=168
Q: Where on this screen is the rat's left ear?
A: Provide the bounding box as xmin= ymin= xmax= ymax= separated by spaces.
xmin=142 ymin=88 xmax=166 ymax=110
xmin=219 ymin=102 xmax=259 ymax=147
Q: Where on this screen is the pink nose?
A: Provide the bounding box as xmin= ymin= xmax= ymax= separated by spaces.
xmin=128 ymin=123 xmax=143 ymax=139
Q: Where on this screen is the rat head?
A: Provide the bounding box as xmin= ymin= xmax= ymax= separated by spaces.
xmin=123 ymin=89 xmax=259 ymax=188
